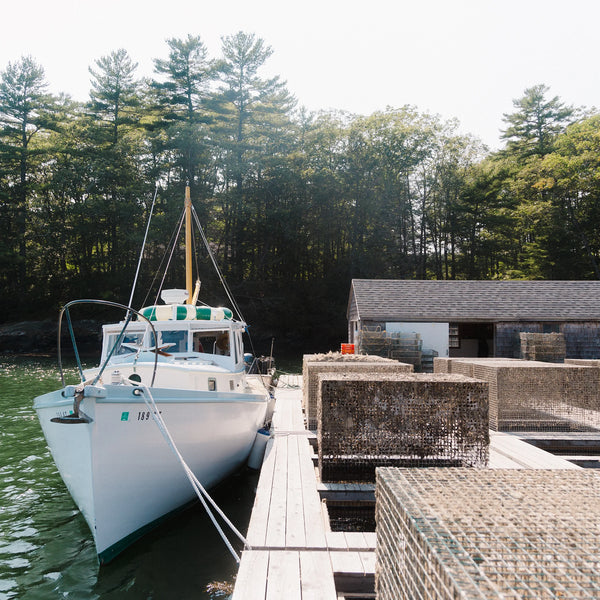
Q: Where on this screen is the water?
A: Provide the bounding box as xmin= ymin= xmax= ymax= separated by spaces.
xmin=0 ymin=356 xmax=259 ymax=600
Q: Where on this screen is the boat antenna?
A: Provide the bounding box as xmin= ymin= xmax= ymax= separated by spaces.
xmin=129 ymin=183 xmax=159 ymax=309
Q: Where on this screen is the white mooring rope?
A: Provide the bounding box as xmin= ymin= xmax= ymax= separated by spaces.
xmin=130 ymin=381 xmax=251 ymax=563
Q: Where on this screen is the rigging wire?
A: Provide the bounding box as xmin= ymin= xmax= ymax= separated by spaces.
xmin=129 ymin=183 xmax=159 ymax=309
xmin=139 ymin=203 xmax=186 ymax=310
xmin=132 ymin=188 xmax=263 ymax=364
xmin=151 ymin=207 xmax=186 ymax=307
xmin=190 ymin=205 xmax=245 ymax=323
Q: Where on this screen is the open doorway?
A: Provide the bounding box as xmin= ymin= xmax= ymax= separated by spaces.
xmin=449 ymin=323 xmax=494 ymax=358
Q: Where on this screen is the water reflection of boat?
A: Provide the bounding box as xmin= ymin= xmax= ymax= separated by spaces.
xmin=34 ymin=186 xmax=271 ymax=563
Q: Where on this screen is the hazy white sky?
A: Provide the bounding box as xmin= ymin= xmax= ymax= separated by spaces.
xmin=2 ymin=0 xmax=598 ymax=148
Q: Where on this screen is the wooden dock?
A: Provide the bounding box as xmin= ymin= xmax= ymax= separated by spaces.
xmin=232 ymin=378 xmax=375 ymax=599
xmin=232 ymin=376 xmax=582 ymax=599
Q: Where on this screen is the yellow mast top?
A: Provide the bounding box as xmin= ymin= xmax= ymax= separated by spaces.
xmin=185 ymin=184 xmax=193 ymax=304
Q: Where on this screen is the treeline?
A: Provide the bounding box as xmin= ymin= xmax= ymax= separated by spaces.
xmin=1 ymin=32 xmax=600 ymax=352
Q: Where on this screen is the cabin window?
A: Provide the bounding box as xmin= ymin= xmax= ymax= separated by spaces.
xmin=161 ymin=330 xmax=188 ymax=353
xmin=235 ymin=332 xmax=243 ymax=362
xmin=192 ymin=331 xmax=230 ymax=356
xmin=107 ymin=332 xmax=144 ymax=355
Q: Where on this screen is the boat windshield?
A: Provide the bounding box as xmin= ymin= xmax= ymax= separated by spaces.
xmin=107 ymin=332 xmax=145 ymax=355
xmin=160 ymin=330 xmax=188 ymax=352
xmin=192 ymin=330 xmax=230 ymax=357
xmin=103 ymin=325 xmax=237 ymax=362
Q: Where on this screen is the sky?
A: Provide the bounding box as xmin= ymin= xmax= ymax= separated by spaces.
xmin=1 ymin=0 xmax=599 ymax=149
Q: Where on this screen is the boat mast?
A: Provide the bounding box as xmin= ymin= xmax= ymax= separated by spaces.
xmin=185 ymin=184 xmax=193 ymax=304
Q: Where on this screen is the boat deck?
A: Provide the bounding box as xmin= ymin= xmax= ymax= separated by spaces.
xmin=232 ymin=375 xmax=581 ymax=599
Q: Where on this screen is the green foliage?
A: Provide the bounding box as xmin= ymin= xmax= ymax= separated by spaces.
xmin=501 ymin=83 xmax=575 ymax=158
xmin=0 ymin=55 xmax=59 ymax=300
xmin=0 ymin=42 xmax=599 ymax=351
xmin=151 ymin=34 xmax=214 ymax=188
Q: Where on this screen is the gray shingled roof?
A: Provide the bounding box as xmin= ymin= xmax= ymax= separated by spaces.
xmin=349 ymin=279 xmax=600 ymax=322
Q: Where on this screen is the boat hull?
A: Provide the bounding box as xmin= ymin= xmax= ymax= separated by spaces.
xmin=34 ymin=384 xmax=267 ymax=562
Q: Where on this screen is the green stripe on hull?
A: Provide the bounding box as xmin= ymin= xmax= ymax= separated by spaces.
xmin=97 ymin=498 xmax=197 ymax=565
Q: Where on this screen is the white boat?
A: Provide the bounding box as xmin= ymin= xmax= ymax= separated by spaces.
xmin=33 ymin=186 xmax=271 ymax=563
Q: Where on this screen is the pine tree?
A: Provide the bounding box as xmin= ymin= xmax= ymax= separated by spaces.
xmin=0 ymin=55 xmax=54 ymax=288
xmin=501 ymin=84 xmax=574 ymax=158
xmin=86 ymin=49 xmax=144 ymax=287
xmin=152 ymin=35 xmax=214 ymax=187
xmin=209 ymin=32 xmax=296 ymax=278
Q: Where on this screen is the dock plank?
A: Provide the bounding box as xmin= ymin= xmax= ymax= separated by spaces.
xmin=246 ymin=437 xmax=277 ymax=547
xmin=344 ymin=531 xmax=368 ymax=550
xmin=359 ymin=551 xmax=376 ymax=576
xmin=235 ymin=382 xmax=375 ymax=600
xmin=272 ymin=388 xmax=300 ymax=430
xmin=297 ymin=433 xmax=328 ymax=549
xmin=286 ymin=433 xmax=307 ymax=548
xmin=266 ymin=550 xmax=301 ymax=600
xmin=490 ymin=431 xmax=581 ymax=469
xmin=489 ymin=447 xmax=523 ymax=469
xmin=326 ymin=531 xmax=348 ymax=551
xmin=300 ymin=551 xmax=337 ymax=600
xmin=363 ymin=532 xmax=376 ymax=550
xmin=231 ymin=550 xmax=269 ymax=600
xmin=330 ymin=550 xmax=375 ymax=597
xmin=265 ymin=435 xmax=289 ymax=548
xmin=329 ymin=549 xmax=365 ymax=575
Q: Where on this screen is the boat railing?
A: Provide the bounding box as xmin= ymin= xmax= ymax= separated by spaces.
xmin=58 ymin=299 xmax=159 ymax=388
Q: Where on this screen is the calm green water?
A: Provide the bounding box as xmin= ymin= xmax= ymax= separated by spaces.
xmin=0 ymin=356 xmax=258 ymax=600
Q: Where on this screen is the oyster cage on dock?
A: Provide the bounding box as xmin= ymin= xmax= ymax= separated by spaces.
xmin=316 ymin=373 xmax=489 ymax=483
xmin=435 ymin=358 xmax=600 ymax=432
xmin=302 ymin=352 xmax=412 ymax=430
xmin=376 ymin=467 xmax=600 ymax=600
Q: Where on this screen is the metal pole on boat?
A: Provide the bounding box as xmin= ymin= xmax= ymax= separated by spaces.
xmin=185 ymin=184 xmax=193 ymax=304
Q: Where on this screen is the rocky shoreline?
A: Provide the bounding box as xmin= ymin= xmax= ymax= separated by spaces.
xmin=0 ymin=320 xmax=102 ymax=355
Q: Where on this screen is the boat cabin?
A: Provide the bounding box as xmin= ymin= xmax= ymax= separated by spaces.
xmin=100 ymin=310 xmax=246 ymax=373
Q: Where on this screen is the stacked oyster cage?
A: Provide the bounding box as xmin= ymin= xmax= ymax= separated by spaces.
xmin=494 ymin=323 xmax=540 ymax=357
xmin=358 ymin=325 xmax=390 ymax=356
xmin=302 ymin=352 xmax=413 ymax=430
xmin=317 ymin=373 xmax=489 ymax=482
xmin=519 ymin=332 xmax=566 ymax=362
xmin=376 ymin=467 xmax=600 ymax=600
xmin=420 ymin=348 xmax=439 ymax=373
xmin=388 ymin=332 xmax=423 ymax=370
xmin=435 ymin=358 xmax=600 ymax=432
xmin=358 ymin=326 xmax=423 ymax=370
